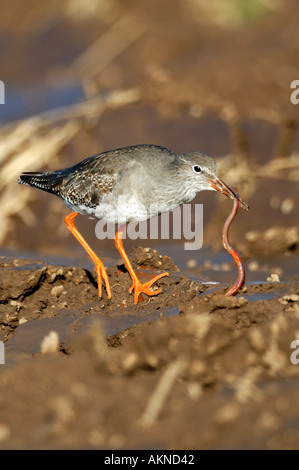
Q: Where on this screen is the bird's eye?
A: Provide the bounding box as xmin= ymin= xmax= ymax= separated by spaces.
xmin=193 ymin=165 xmax=202 ymax=174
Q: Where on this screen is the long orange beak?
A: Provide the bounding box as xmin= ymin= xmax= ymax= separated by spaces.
xmin=208 ymin=177 xmax=249 ymax=211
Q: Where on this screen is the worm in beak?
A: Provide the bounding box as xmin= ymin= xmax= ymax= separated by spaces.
xmin=208 ymin=177 xmax=249 ymax=211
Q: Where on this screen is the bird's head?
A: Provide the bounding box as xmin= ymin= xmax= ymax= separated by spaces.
xmin=178 ymin=151 xmax=249 ymax=211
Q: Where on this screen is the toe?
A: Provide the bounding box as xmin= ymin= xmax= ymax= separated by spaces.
xmin=131 ymin=272 xmax=169 ymax=304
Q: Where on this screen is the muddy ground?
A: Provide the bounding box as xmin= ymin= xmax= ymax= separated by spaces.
xmin=0 ymin=0 xmax=299 ymax=450
xmin=1 ymin=245 xmax=299 ymax=450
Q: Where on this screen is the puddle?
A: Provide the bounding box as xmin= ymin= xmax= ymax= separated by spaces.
xmin=4 ymin=315 xmax=76 ymax=358
xmin=0 ymin=83 xmax=85 ymax=123
xmin=62 ymin=304 xmax=180 ymax=348
xmin=242 ymin=283 xmax=291 ymax=302
xmin=3 ymin=299 xmax=180 ymax=364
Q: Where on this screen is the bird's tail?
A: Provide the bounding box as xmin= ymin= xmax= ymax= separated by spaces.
xmin=18 ymin=171 xmax=64 ymax=195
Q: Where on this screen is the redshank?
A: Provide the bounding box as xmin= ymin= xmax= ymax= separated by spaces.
xmin=18 ymin=144 xmax=248 ymax=303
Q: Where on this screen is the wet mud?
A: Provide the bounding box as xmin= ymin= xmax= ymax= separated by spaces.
xmin=0 ymin=247 xmax=299 ymax=449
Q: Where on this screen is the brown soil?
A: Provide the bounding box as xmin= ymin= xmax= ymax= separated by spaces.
xmin=1 ymin=247 xmax=299 ymax=450
xmin=0 ymin=0 xmax=299 ymax=451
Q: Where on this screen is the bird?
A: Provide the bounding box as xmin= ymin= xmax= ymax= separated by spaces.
xmin=18 ymin=144 xmax=248 ymax=304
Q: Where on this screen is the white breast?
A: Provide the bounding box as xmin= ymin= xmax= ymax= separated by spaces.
xmin=94 ymin=194 xmax=151 ymax=224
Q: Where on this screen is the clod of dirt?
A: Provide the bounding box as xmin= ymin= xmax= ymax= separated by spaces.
xmin=245 ymin=226 xmax=299 ymax=256
xmin=130 ymin=246 xmax=180 ymax=272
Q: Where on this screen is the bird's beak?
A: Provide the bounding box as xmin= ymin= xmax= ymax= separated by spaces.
xmin=208 ymin=177 xmax=249 ymax=211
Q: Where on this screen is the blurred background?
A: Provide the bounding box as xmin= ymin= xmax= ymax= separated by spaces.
xmin=0 ymin=0 xmax=298 ymax=282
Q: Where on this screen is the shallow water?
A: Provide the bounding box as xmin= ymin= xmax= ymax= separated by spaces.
xmin=0 ymin=83 xmax=84 ymax=123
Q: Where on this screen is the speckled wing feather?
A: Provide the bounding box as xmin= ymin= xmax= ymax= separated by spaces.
xmin=18 ymin=144 xmax=176 ymax=210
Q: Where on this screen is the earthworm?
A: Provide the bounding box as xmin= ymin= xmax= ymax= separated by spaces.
xmin=222 ymin=197 xmax=246 ymax=296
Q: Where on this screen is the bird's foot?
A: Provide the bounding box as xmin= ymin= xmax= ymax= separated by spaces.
xmin=94 ymin=259 xmax=112 ymax=300
xmin=129 ymin=271 xmax=169 ymax=304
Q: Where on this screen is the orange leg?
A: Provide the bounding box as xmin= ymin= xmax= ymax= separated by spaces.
xmin=115 ymin=225 xmax=169 ymax=304
xmin=64 ymin=212 xmax=111 ymax=300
